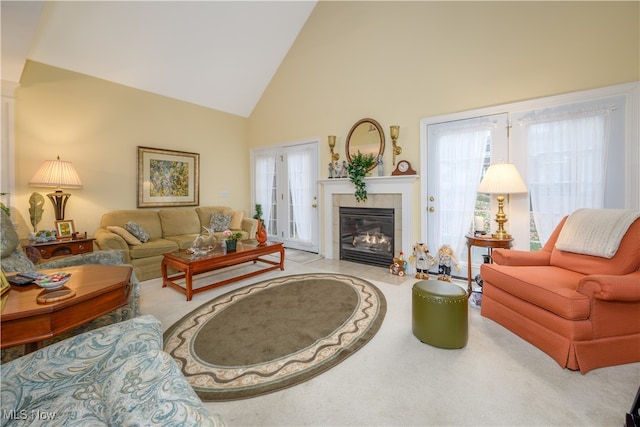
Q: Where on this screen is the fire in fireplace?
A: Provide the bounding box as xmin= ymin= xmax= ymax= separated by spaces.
xmin=339 ymin=207 xmax=394 ymax=267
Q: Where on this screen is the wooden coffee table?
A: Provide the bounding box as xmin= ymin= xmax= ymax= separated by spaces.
xmin=1 ymin=264 xmax=133 ymax=353
xmin=162 ymin=241 xmax=285 ymax=301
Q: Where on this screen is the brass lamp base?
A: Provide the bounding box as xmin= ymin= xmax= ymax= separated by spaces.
xmin=491 ymin=194 xmax=511 ymax=240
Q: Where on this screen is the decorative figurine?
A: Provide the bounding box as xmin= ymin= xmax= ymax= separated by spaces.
xmin=377 ymin=155 xmax=384 ymax=176
xmin=334 ymin=161 xmax=342 ymax=178
xmin=431 ymin=244 xmax=461 ymax=282
xmin=329 ymin=163 xmax=334 ymax=179
xmin=341 ymin=160 xmax=349 ymax=178
xmin=410 ymin=242 xmax=433 ymax=279
xmin=389 ymin=251 xmax=407 ymax=276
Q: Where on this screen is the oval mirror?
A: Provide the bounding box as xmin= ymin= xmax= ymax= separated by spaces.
xmin=346 ymin=118 xmax=385 ymax=172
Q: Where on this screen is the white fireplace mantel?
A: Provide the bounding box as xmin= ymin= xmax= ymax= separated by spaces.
xmin=319 ymin=175 xmax=419 ymax=260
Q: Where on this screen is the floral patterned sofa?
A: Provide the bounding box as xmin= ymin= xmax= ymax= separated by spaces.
xmin=0 ymin=210 xmax=140 ymax=363
xmin=0 ymin=315 xmax=224 ymax=426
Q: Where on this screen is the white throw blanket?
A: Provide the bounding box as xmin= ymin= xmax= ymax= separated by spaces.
xmin=555 ymin=208 xmax=640 ymax=258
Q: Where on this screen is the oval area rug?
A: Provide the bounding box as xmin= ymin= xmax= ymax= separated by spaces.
xmin=164 ymin=273 xmax=387 ymax=401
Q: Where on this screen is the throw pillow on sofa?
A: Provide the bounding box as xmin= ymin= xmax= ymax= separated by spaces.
xmin=125 ymin=222 xmax=150 ymax=243
xmin=209 ymin=214 xmax=232 ymax=232
xmin=230 ymin=211 xmax=244 ymax=230
xmin=107 ymin=226 xmax=142 ymax=245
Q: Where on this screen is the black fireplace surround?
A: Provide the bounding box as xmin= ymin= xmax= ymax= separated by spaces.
xmin=339 ymin=207 xmax=394 ymax=267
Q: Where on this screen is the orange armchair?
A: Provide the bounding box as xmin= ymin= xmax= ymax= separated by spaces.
xmin=480 ymin=212 xmax=640 ymax=373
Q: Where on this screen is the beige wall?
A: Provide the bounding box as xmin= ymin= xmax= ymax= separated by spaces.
xmin=251 ymin=1 xmax=638 ymax=154
xmin=11 ymin=1 xmax=639 ymax=243
xmin=14 ymin=61 xmax=249 ymax=236
xmin=248 ymin=0 xmax=639 ymax=247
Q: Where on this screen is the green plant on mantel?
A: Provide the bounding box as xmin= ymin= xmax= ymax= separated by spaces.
xmin=347 ymin=151 xmax=375 ymax=203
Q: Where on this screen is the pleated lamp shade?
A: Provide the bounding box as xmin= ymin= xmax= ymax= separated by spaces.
xmin=29 ymin=156 xmax=82 ymax=189
xmin=477 ymin=163 xmax=527 ymax=195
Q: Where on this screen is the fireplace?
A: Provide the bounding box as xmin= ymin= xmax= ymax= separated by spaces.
xmin=321 ymin=175 xmax=418 ymax=263
xmin=339 ymin=207 xmax=394 ymax=267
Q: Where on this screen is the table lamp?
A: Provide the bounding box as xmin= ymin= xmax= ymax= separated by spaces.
xmin=477 ymin=163 xmax=527 ymax=239
xmin=29 ymin=156 xmax=82 ymax=220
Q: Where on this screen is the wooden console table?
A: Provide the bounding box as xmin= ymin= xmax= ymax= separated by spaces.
xmin=21 ymin=237 xmax=95 ymax=263
xmin=1 ymin=265 xmax=132 ymax=352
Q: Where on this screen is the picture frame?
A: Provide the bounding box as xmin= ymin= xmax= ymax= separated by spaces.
xmin=55 ymin=219 xmax=76 ymax=238
xmin=137 ymin=146 xmax=200 ymax=208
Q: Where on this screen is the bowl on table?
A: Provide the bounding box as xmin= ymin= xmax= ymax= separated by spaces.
xmin=35 ymin=273 xmax=71 ymax=290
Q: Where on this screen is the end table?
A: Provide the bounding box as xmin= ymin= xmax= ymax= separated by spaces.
xmin=465 ymin=234 xmax=513 ymax=295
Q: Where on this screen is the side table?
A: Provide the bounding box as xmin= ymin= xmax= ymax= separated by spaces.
xmin=465 ymin=234 xmax=513 ymax=295
xmin=21 ymin=237 xmax=95 ymax=263
xmin=1 ymin=264 xmax=132 ymax=353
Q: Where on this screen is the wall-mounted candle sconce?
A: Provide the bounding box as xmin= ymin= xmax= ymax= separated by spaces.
xmin=328 ymin=135 xmax=340 ymax=162
xmin=390 ymin=125 xmax=401 ymax=166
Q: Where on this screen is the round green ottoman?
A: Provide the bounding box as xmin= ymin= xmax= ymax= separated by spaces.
xmin=412 ymin=280 xmax=468 ymax=349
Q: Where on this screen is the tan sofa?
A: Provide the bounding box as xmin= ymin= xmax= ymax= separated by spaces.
xmin=94 ymin=206 xmax=257 ymax=281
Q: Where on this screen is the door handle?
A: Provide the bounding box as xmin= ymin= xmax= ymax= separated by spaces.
xmin=429 ymin=207 xmax=435 ymax=212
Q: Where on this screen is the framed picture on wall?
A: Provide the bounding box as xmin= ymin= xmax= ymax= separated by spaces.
xmin=137 ymin=146 xmax=200 ymax=208
xmin=55 ymin=219 xmax=76 ymax=238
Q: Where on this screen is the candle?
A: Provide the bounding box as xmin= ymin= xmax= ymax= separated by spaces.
xmin=475 ymin=216 xmax=485 ymax=232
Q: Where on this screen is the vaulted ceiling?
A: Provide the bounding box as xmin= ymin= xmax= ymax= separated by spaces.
xmin=1 ymin=1 xmax=317 ymax=118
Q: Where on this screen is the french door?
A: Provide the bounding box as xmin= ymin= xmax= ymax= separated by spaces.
xmin=252 ymin=140 xmax=319 ymax=253
xmin=422 ymin=113 xmax=509 ymax=277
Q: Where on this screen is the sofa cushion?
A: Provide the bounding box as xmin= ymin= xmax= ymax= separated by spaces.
xmin=230 ymin=210 xmax=244 ymax=230
xmin=210 ymin=213 xmax=232 ymax=231
xmin=100 ymin=210 xmax=163 ymax=240
xmin=128 ymin=239 xmax=178 ymax=259
xmin=195 ymin=206 xmax=235 ymax=229
xmin=165 ymin=234 xmax=202 ymax=250
xmin=481 ymin=264 xmax=591 ymax=320
xmin=107 ymin=226 xmax=142 ymax=245
xmin=125 ymin=221 xmax=150 ymax=243
xmin=159 ymin=209 xmax=201 ymax=237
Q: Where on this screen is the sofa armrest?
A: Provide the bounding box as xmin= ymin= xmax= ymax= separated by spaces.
xmin=37 ymin=249 xmax=126 ymax=269
xmin=105 ymin=350 xmax=223 ymax=426
xmin=242 ymin=218 xmax=258 ymax=239
xmin=492 ymin=248 xmax=551 ymax=266
xmin=0 ymin=316 xmax=162 ymax=414
xmin=94 ymin=228 xmax=131 ymax=261
xmin=577 ymin=271 xmax=640 ymax=301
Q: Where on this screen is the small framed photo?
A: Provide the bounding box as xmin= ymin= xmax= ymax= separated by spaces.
xmin=55 ymin=220 xmax=76 ymax=239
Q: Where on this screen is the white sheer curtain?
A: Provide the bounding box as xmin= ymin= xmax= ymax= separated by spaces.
xmin=287 ymin=146 xmax=312 ymax=242
xmin=254 ymin=149 xmax=277 ymax=235
xmin=430 ymin=121 xmax=491 ymax=260
xmin=521 ymin=107 xmax=613 ymax=243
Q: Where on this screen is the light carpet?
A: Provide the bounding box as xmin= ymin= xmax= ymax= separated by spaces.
xmin=140 ymin=252 xmax=640 ymax=425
